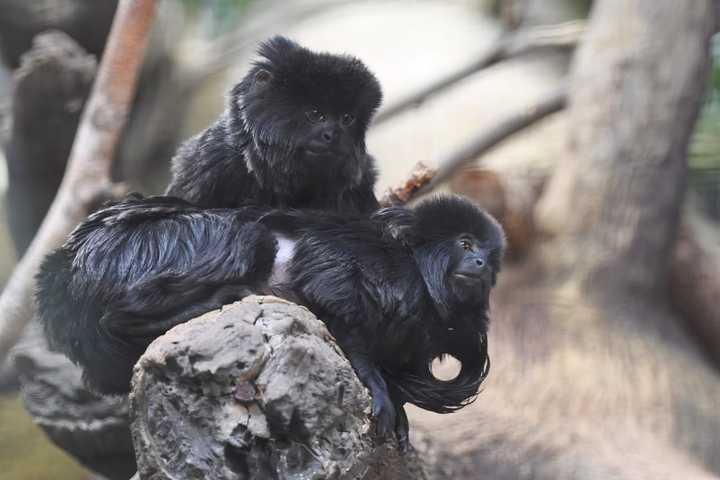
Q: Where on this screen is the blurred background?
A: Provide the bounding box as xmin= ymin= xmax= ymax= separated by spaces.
xmin=0 ymin=0 xmax=719 ymax=479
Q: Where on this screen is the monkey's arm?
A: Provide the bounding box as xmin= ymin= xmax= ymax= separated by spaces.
xmin=340 ymin=154 xmax=379 ymax=214
xmin=331 ymin=326 xmax=396 ymax=437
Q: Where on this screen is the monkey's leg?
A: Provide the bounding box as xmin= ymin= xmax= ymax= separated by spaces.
xmin=103 ymin=284 xmax=251 ymax=340
xmin=118 ymin=274 xmax=248 ymax=317
xmin=344 ymin=350 xmax=396 ymax=437
xmin=393 ymin=399 xmax=409 ymax=452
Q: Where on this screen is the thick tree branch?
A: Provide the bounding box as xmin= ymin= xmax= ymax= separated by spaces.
xmin=131 ymin=297 xmax=427 ymax=479
xmin=372 ymin=21 xmax=582 ymax=126
xmin=0 ymin=0 xmax=157 ymax=366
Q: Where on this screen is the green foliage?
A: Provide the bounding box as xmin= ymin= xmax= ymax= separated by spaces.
xmin=181 ymin=0 xmax=255 ymax=35
xmin=688 ymin=34 xmax=720 ymax=219
xmin=0 ymin=393 xmax=89 ymax=479
xmin=690 ymin=34 xmax=720 ymax=170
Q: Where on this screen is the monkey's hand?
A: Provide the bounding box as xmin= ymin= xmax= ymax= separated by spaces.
xmin=394 ymin=402 xmax=410 ymax=453
xmin=371 ymin=387 xmax=396 ymax=438
xmin=344 ymin=350 xmax=396 ymax=438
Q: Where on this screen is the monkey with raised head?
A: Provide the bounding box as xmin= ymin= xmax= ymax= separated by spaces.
xmin=166 ymin=36 xmax=382 ymax=213
xmin=37 ymin=194 xmax=504 ymax=447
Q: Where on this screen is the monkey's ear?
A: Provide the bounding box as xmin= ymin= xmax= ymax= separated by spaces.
xmin=372 ymin=207 xmax=417 ymax=245
xmin=254 ymin=69 xmax=273 ymax=85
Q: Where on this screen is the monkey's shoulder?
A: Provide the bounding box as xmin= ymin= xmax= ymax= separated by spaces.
xmin=288 ymin=223 xmax=423 ymax=310
xmin=167 ymin=113 xmax=256 ymax=207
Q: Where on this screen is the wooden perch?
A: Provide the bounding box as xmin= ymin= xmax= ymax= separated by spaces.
xmin=0 ymin=0 xmax=156 ymax=366
xmin=131 ymin=297 xmax=427 ymax=480
xmin=372 ymin=21 xmax=582 ymax=126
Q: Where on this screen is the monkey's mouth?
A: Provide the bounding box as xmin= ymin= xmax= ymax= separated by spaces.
xmin=453 ymin=272 xmax=484 ymax=281
xmin=302 ymin=147 xmax=328 ymax=156
xmin=302 ymin=145 xmax=352 ymax=159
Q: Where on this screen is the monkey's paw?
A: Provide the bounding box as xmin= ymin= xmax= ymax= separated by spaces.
xmin=372 ymin=394 xmax=396 ymax=438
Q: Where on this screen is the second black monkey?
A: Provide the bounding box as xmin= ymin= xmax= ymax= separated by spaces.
xmin=167 ymin=36 xmax=382 ymax=213
xmin=38 ymin=195 xmax=505 ymax=447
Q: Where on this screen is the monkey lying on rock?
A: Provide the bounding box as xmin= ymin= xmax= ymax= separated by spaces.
xmin=37 ymin=194 xmax=505 ymax=447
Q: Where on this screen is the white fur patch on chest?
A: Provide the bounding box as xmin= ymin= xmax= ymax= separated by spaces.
xmin=269 ymin=234 xmax=296 ymax=286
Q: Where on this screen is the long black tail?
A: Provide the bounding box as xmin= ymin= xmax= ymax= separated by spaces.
xmin=385 ymin=331 xmax=490 ymax=414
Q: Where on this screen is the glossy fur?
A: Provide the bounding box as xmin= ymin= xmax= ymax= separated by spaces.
xmin=166 ymin=36 xmax=382 ymax=213
xmin=37 ymin=194 xmax=504 ymax=445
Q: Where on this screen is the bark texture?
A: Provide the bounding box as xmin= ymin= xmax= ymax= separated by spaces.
xmin=536 ymin=0 xmax=715 ymax=296
xmin=131 ymin=297 xmax=426 ymax=480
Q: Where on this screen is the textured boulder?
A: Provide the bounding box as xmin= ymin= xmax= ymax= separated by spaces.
xmin=130 ymin=296 xmax=426 ymax=480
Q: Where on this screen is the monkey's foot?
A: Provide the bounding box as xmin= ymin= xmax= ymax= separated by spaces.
xmin=372 ymin=393 xmax=396 ymax=438
xmin=395 ymin=404 xmax=410 ymax=453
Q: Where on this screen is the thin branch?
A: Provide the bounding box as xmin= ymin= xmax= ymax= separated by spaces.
xmin=372 ymin=21 xmax=583 ymax=126
xmin=382 ymin=86 xmax=568 ymax=206
xmin=423 ymin=85 xmax=567 ymax=192
xmin=379 ymin=162 xmax=437 ymax=207
xmin=0 ymin=0 xmax=157 ymax=366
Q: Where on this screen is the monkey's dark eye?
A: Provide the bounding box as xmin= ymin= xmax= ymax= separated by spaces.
xmin=459 ymin=239 xmax=473 ymax=251
xmin=341 ymin=113 xmax=355 ymax=126
xmin=306 ymin=109 xmax=326 ymax=123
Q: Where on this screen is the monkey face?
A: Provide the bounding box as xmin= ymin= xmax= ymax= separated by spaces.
xmin=403 ymin=195 xmax=505 ymax=316
xmin=235 ymin=36 xmax=382 ymax=185
xmin=298 ymin=107 xmax=364 ymax=165
xmin=447 ymin=234 xmax=495 ymax=306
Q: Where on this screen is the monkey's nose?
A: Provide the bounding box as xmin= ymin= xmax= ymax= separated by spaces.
xmin=321 ymin=130 xmax=334 ymax=143
xmin=475 ymin=259 xmax=485 ymax=267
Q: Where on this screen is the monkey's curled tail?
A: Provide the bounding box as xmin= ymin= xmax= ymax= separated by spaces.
xmin=385 ymin=332 xmax=490 ymax=414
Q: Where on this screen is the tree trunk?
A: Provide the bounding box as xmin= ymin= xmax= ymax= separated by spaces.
xmin=536 ymin=0 xmax=714 ymax=298
xmin=411 ymin=0 xmax=720 ymax=477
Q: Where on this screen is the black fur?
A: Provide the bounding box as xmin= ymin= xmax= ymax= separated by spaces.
xmin=37 ymin=194 xmax=505 ymax=445
xmin=166 ymin=36 xmax=381 ymax=213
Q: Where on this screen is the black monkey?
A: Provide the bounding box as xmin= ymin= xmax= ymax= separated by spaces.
xmin=37 ymin=194 xmax=505 ymax=446
xmin=166 ymin=36 xmax=382 ymax=213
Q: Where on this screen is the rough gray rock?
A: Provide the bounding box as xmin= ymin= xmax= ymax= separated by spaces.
xmin=130 ymin=296 xmax=427 ymax=480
